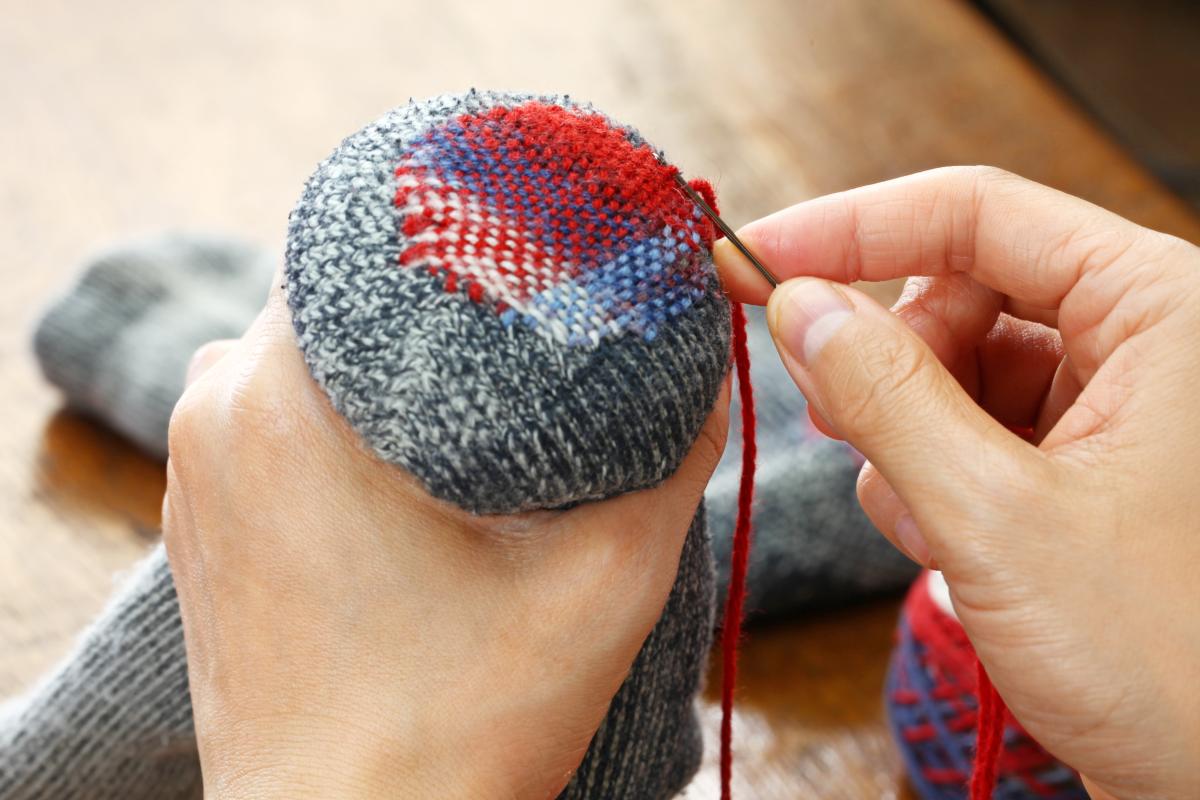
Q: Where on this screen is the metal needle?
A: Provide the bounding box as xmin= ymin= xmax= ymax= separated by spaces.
xmin=672 ymin=173 xmax=779 ymax=289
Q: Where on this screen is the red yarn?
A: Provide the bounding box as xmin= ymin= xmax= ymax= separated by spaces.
xmin=685 ymin=178 xmax=757 ymax=800
xmin=720 ymin=300 xmax=756 ymax=800
xmin=968 ymin=429 xmax=1030 ymax=797
xmin=970 ymin=660 xmax=1004 ymax=799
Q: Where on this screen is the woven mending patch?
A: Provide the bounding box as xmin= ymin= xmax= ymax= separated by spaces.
xmin=394 ymin=102 xmax=715 ymax=346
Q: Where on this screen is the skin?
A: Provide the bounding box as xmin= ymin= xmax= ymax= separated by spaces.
xmin=716 ymin=166 xmax=1200 ymax=800
xmin=163 ymin=280 xmax=731 ymax=799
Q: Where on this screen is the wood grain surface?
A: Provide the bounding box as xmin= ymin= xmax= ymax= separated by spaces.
xmin=3 ymin=1 xmax=1198 ymax=796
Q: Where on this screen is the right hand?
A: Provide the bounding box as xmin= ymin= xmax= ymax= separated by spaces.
xmin=716 ymin=167 xmax=1200 ymax=800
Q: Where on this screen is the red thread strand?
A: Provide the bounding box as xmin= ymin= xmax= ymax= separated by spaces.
xmin=720 ymin=300 xmax=756 ymax=800
xmin=970 ymin=659 xmax=1004 ymax=799
xmin=685 ymin=178 xmax=755 ymax=800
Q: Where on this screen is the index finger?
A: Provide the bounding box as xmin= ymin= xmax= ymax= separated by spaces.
xmin=715 ymin=166 xmax=1154 ymax=309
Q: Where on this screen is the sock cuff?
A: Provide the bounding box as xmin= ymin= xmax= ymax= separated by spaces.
xmin=32 ymin=233 xmax=274 ymax=456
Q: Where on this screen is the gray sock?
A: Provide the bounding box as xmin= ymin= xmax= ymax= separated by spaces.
xmin=5 ymin=91 xmax=728 ymax=799
xmin=0 ymin=550 xmax=196 ymax=799
xmin=4 ymin=235 xmax=270 ymax=798
xmin=283 ymin=89 xmax=726 ymax=799
xmin=32 ymin=232 xmax=274 ymax=458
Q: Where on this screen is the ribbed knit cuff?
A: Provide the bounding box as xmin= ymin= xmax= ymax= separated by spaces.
xmin=33 ymin=232 xmax=273 ymax=457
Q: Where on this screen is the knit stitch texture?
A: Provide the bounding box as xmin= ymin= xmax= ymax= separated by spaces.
xmin=0 ymin=550 xmax=197 ymax=799
xmin=33 ymin=233 xmax=273 ymax=458
xmin=285 ymin=90 xmax=730 ymax=514
xmin=886 ymin=572 xmax=1088 ymax=800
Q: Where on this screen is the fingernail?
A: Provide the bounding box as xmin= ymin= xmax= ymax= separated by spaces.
xmin=773 ymin=280 xmax=854 ymax=366
xmin=895 ymin=514 xmax=930 ymax=565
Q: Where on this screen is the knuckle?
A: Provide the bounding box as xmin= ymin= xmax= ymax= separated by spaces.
xmin=166 ymin=383 xmax=217 ymax=464
xmin=220 ymin=349 xmax=312 ymax=444
xmin=884 ymin=340 xmax=935 ymax=403
xmin=930 ymin=167 xmax=1021 ymax=274
xmin=1041 ymin=224 xmax=1138 ymax=282
xmin=224 ymin=365 xmax=291 ymax=431
xmin=167 ymin=354 xmax=303 ymax=470
xmin=897 ymin=275 xmax=932 ymax=307
xmin=948 ymin=165 xmax=1023 ymax=214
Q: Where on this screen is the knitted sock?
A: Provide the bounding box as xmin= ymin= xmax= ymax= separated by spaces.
xmin=32 ymin=232 xmax=274 ymax=458
xmin=0 ymin=550 xmax=197 ymax=799
xmin=3 ymin=90 xmax=730 ymax=799
xmin=709 ymin=305 xmax=919 ymax=621
xmin=286 ymin=91 xmax=728 ymax=799
xmin=886 ymin=572 xmax=1088 ymax=800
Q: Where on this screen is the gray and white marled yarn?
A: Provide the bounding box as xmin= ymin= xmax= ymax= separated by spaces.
xmin=33 ymin=233 xmax=274 ymax=457
xmin=284 ymin=89 xmax=730 ymax=514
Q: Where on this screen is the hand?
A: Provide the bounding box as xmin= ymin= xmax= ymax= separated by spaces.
xmin=716 ymin=167 xmax=1200 ymax=800
xmin=162 ymin=283 xmax=729 ymax=799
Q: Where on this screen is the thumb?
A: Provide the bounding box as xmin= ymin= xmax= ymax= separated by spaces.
xmin=766 ymin=278 xmax=1047 ymax=569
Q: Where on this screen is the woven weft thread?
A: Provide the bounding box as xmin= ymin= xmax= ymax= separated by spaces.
xmin=393 ymin=101 xmax=715 ymax=347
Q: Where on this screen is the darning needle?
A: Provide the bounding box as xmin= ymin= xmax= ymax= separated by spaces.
xmin=672 ymin=173 xmax=779 ymax=289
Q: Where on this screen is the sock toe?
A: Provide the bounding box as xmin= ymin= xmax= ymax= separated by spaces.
xmin=33 ymin=233 xmax=273 ymax=456
xmin=285 ymin=90 xmax=731 ymax=513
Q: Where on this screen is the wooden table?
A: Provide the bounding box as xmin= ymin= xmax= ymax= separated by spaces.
xmin=3 ymin=1 xmax=1198 ymax=796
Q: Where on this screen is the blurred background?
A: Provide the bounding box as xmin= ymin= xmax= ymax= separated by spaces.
xmin=2 ymin=1 xmax=1197 ymax=797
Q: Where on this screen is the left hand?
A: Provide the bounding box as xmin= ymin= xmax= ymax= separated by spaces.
xmin=163 ymin=281 xmax=729 ymax=799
